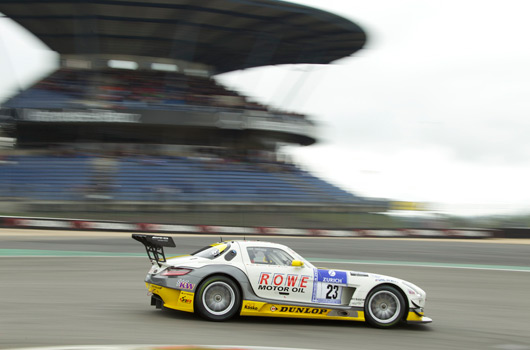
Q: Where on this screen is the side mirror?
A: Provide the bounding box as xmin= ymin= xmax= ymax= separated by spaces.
xmin=291 ymin=260 xmax=304 ymax=267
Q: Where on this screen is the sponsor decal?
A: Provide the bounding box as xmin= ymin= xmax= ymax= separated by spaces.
xmin=179 ymin=292 xmax=193 ymax=304
xmin=375 ymin=278 xmax=397 ymax=283
xmin=151 ymin=236 xmax=172 ymax=245
xmin=279 ymin=306 xmax=329 ymax=315
xmin=350 ymin=272 xmax=369 ymax=277
xmin=317 ymin=269 xmax=347 ymax=285
xmin=312 ymin=269 xmax=348 ymax=304
xmin=351 ymin=297 xmax=365 ymax=307
xmin=257 ymin=272 xmax=310 ymax=293
xmin=176 ymin=279 xmax=194 ymax=290
xmin=244 ymin=303 xmax=259 ymax=311
xmin=270 ymin=306 xmax=278 ymax=312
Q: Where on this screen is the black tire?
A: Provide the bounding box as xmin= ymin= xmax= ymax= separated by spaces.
xmin=195 ymin=275 xmax=241 ymax=321
xmin=364 ymin=285 xmax=406 ymax=328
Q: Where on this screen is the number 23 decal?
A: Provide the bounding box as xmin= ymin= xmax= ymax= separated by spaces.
xmin=326 ymin=284 xmax=339 ymax=299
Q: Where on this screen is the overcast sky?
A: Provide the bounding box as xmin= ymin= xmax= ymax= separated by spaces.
xmin=2 ymin=0 xmax=530 ymax=216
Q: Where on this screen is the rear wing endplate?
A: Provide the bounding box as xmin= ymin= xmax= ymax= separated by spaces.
xmin=132 ymin=234 xmax=176 ymax=266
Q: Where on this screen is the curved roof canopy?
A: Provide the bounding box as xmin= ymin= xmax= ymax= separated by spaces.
xmin=0 ymin=0 xmax=366 ymax=74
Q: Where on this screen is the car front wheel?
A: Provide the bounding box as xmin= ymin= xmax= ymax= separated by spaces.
xmin=365 ymin=285 xmax=406 ymax=328
xmin=195 ymin=275 xmax=241 ymax=321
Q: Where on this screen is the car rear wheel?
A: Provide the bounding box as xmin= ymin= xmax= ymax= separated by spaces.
xmin=195 ymin=275 xmax=241 ymax=321
xmin=364 ymin=285 xmax=406 ymax=328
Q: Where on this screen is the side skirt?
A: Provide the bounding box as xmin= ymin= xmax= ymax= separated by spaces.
xmin=240 ymin=300 xmax=365 ymax=321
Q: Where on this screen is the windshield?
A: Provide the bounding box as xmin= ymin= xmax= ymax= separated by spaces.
xmin=191 ymin=242 xmax=231 ymax=260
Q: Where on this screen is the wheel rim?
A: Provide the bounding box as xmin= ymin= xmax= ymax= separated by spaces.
xmin=368 ymin=290 xmax=401 ymax=324
xmin=202 ymin=281 xmax=235 ymax=316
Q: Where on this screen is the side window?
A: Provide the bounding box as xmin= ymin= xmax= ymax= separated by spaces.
xmin=247 ymin=247 xmax=294 ymax=266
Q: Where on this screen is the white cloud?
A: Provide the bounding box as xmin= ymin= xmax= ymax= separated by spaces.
xmin=218 ymin=0 xmax=530 ymax=214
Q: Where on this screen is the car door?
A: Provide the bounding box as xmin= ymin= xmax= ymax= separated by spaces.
xmin=243 ymin=245 xmax=314 ymax=303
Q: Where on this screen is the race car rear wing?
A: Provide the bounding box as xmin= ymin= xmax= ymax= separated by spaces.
xmin=132 ymin=234 xmax=176 ymax=266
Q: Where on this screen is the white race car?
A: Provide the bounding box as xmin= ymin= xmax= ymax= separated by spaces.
xmin=133 ymin=234 xmax=432 ymax=328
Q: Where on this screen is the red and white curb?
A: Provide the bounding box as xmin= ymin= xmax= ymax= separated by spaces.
xmin=0 ymin=216 xmax=496 ymax=239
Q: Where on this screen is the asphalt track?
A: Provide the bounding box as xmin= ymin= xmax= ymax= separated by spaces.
xmin=1 ymin=229 xmax=530 ymax=350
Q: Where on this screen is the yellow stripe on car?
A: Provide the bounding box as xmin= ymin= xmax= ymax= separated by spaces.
xmin=167 ymin=254 xmax=190 ymax=259
xmin=240 ymin=300 xmax=365 ymax=321
xmin=212 ymin=243 xmax=229 ymax=253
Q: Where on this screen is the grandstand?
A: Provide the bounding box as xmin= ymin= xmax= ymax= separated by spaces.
xmin=0 ymin=152 xmax=379 ymax=204
xmin=0 ymin=0 xmax=388 ymax=227
xmin=4 ymin=68 xmax=293 ymax=114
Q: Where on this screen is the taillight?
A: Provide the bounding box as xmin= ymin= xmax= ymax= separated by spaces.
xmin=161 ymin=268 xmax=191 ymax=276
